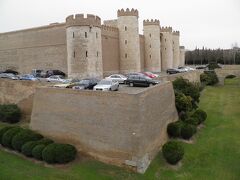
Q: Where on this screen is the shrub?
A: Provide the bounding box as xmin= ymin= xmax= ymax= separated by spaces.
xmin=180 ymin=124 xmax=196 ymax=140
xmin=225 ymin=75 xmax=236 ymax=79
xmin=175 ymin=92 xmax=192 ymax=113
xmin=1 ymin=127 xmax=22 ymax=148
xmin=42 ymin=143 xmax=77 ymax=164
xmin=200 ymin=71 xmax=219 ymax=85
xmin=11 ymin=129 xmax=43 ymax=151
xmin=167 ymin=121 xmax=183 ymax=138
xmin=162 ymin=141 xmax=184 ymax=165
xmin=208 ymin=62 xmax=221 ymax=70
xmin=192 ymin=109 xmax=207 ymax=124
xmin=21 ymin=141 xmax=40 ymax=157
xmin=0 ymin=126 xmax=14 ymax=144
xmin=42 ymin=143 xmax=57 ymax=164
xmin=54 ymin=144 xmax=77 ymax=164
xmin=0 ymin=104 xmax=21 ymax=123
xmin=178 ymin=111 xmax=189 ymax=121
xmin=32 ymin=144 xmax=46 ymax=160
xmin=185 ymin=117 xmax=199 ymax=126
xmin=173 ymin=77 xmax=200 ymax=103
xmin=21 ymin=138 xmax=54 ymax=157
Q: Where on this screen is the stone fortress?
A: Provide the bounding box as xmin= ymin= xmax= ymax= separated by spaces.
xmin=0 ymin=8 xmax=185 ymax=78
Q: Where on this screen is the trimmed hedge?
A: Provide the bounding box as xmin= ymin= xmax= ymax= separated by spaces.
xmin=42 ymin=143 xmax=57 ymax=164
xmin=21 ymin=138 xmax=54 ymax=157
xmin=21 ymin=141 xmax=40 ymax=157
xmin=0 ymin=126 xmax=14 ymax=144
xmin=167 ymin=121 xmax=183 ymax=138
xmin=200 ymin=71 xmax=218 ymax=85
xmin=32 ymin=144 xmax=47 ymax=160
xmin=162 ymin=141 xmax=184 ymax=165
xmin=11 ymin=129 xmax=43 ymax=151
xmin=42 ymin=143 xmax=77 ymax=164
xmin=181 ymin=124 xmax=196 ymax=140
xmin=192 ymin=109 xmax=207 ymax=124
xmin=0 ymin=104 xmax=21 ymax=123
xmin=225 ymin=74 xmax=236 ymax=79
xmin=1 ymin=127 xmax=22 ymax=148
xmin=173 ymin=77 xmax=200 ymax=103
xmin=175 ymin=92 xmax=192 ymax=113
xmin=185 ymin=117 xmax=199 ymax=126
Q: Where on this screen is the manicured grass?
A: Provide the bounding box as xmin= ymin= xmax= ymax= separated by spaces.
xmin=0 ymin=78 xmax=240 ymax=179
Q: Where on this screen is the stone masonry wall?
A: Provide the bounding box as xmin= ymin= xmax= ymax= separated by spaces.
xmin=30 ymin=82 xmax=178 ymax=173
xmin=0 ymin=79 xmax=48 ymax=121
xmin=0 ymin=24 xmax=67 ymax=74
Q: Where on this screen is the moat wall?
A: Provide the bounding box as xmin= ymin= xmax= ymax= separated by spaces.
xmin=30 ymin=82 xmax=178 ymax=173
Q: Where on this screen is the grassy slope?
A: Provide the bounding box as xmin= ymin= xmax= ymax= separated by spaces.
xmin=0 ymin=78 xmax=240 ymax=180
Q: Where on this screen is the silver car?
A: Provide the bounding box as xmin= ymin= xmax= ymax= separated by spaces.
xmin=47 ymin=75 xmax=69 ymax=83
xmin=105 ymin=74 xmax=127 ymax=84
xmin=93 ymin=79 xmax=119 ymax=91
xmin=0 ymin=73 xmax=19 ymax=80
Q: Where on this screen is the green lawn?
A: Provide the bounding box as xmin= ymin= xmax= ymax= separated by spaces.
xmin=0 ymin=78 xmax=240 ymax=180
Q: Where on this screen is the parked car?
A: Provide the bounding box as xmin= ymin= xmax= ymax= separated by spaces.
xmin=177 ymin=67 xmax=188 ymax=72
xmin=3 ymin=69 xmax=19 ymax=75
xmin=93 ymin=79 xmax=119 ymax=91
xmin=105 ymin=74 xmax=127 ymax=84
xmin=196 ymin=65 xmax=207 ymax=69
xmin=19 ymin=74 xmax=38 ymax=81
xmin=32 ymin=69 xmax=44 ymax=77
xmin=125 ymin=74 xmax=160 ymax=87
xmin=178 ymin=66 xmax=195 ymax=72
xmin=141 ymin=72 xmax=159 ymax=78
xmin=166 ymin=68 xmax=182 ymax=74
xmin=47 ymin=75 xmax=68 ymax=83
xmin=0 ymin=73 xmax=19 ymax=80
xmin=44 ymin=70 xmax=66 ymax=78
xmin=70 ymin=78 xmax=100 ymax=90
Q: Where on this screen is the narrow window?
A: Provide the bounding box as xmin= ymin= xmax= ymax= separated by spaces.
xmin=149 ymin=55 xmax=151 ymax=59
xmin=86 ymin=51 xmax=88 ymax=57
xmin=149 ymin=34 xmax=151 ymax=37
xmin=85 ymin=32 xmax=87 ymax=38
xmin=165 ymin=48 xmax=166 ymax=50
xmin=73 ymin=51 xmax=75 ymax=58
xmin=97 ymin=51 xmax=99 ymax=57
xmin=73 ymin=32 xmax=74 ymax=38
xmin=165 ymin=38 xmax=166 ymax=42
xmin=125 ymin=40 xmax=127 ymax=44
xmin=125 ymin=53 xmax=128 ymax=58
xmin=96 ymin=32 xmax=98 ymax=38
xmin=149 ymin=44 xmax=151 ymax=48
xmin=125 ymin=26 xmax=127 ymax=31
xmin=173 ymin=41 xmax=174 ymax=44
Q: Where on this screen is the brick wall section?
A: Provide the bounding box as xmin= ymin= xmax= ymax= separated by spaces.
xmin=30 ymin=82 xmax=178 ymax=173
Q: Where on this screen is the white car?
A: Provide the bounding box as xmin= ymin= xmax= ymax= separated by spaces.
xmin=47 ymin=75 xmax=69 ymax=83
xmin=105 ymin=74 xmax=127 ymax=84
xmin=93 ymin=79 xmax=119 ymax=91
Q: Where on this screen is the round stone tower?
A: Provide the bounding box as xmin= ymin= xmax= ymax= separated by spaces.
xmin=117 ymin=8 xmax=141 ymax=73
xmin=160 ymin=26 xmax=173 ymax=71
xmin=66 ymin=14 xmax=103 ymax=78
xmin=179 ymin=46 xmax=185 ymax=67
xmin=143 ymin=19 xmax=161 ymax=72
xmin=172 ymin=31 xmax=180 ymax=68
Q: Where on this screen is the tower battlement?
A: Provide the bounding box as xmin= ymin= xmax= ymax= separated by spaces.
xmin=160 ymin=26 xmax=172 ymax=33
xmin=143 ymin=19 xmax=160 ymax=26
xmin=172 ymin=31 xmax=180 ymax=35
xmin=66 ymin=14 xmax=101 ymax=28
xmin=117 ymin=8 xmax=138 ymax=17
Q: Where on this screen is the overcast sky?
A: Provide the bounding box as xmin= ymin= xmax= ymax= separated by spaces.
xmin=0 ymin=0 xmax=239 ymax=50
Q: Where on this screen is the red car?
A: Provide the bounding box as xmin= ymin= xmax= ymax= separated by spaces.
xmin=141 ymin=72 xmax=158 ymax=78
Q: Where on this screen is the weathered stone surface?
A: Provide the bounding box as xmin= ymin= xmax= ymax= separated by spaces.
xmin=30 ymin=82 xmax=178 ymax=173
